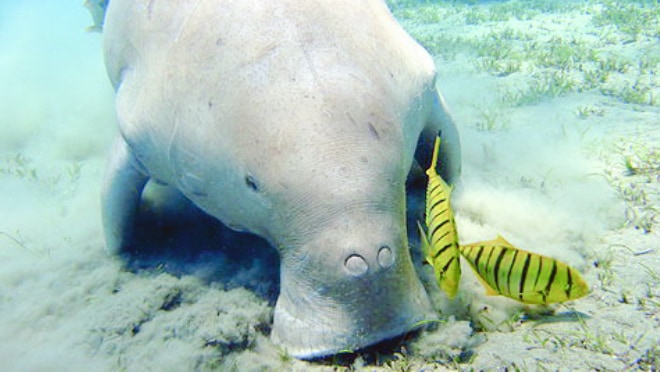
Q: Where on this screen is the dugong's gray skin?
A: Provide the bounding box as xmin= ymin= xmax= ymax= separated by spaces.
xmin=101 ymin=0 xmax=461 ymax=359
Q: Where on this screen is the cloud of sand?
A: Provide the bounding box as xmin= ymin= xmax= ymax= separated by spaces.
xmin=456 ymin=109 xmax=623 ymax=263
xmin=440 ymin=74 xmax=623 ymax=263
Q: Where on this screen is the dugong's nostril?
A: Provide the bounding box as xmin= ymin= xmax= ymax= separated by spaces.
xmin=344 ymin=254 xmax=368 ymax=276
xmin=344 ymin=246 xmax=394 ymax=276
xmin=377 ymin=245 xmax=394 ymax=268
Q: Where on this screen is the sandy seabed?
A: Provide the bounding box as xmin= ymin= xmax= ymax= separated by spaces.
xmin=0 ymin=1 xmax=658 ymax=371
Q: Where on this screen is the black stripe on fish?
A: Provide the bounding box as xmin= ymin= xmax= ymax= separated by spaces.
xmin=428 ymin=196 xmax=447 ymax=214
xmin=429 ymin=208 xmax=449 ymax=227
xmin=441 ymin=256 xmax=458 ymax=274
xmin=430 ymin=220 xmax=450 ymax=241
xmin=533 ymin=255 xmax=543 ymax=294
xmin=432 ymin=242 xmax=455 ymax=261
xmin=542 ymin=260 xmax=557 ymax=304
xmin=506 ymin=249 xmax=519 ymax=296
xmin=519 ymin=253 xmax=531 ymax=301
xmin=483 ymin=246 xmax=497 ymax=284
xmin=493 ymin=247 xmax=507 ymax=293
xmin=473 ymin=245 xmax=485 ymax=273
xmin=432 ymin=230 xmax=451 ymax=245
xmin=566 ymin=266 xmax=573 ymax=298
xmin=428 ymin=182 xmax=442 ymax=196
xmin=429 ymin=183 xmax=445 ymax=197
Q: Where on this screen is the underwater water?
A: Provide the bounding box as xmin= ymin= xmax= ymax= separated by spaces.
xmin=0 ymin=0 xmax=658 ymax=370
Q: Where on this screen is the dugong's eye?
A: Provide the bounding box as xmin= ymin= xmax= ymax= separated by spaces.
xmin=245 ymin=174 xmax=260 ymax=192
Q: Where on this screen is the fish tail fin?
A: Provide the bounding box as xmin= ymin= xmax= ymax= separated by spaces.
xmin=426 ymin=135 xmax=441 ymax=177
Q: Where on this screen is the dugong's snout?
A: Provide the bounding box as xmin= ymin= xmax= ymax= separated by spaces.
xmin=271 ymin=213 xmax=435 ymax=359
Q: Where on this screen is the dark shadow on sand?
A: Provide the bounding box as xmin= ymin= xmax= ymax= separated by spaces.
xmin=115 ymin=184 xmax=280 ymax=305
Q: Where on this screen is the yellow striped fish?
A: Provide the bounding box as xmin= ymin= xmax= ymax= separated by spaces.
xmin=460 ymin=236 xmax=589 ymax=305
xmin=418 ymin=135 xmax=461 ymax=299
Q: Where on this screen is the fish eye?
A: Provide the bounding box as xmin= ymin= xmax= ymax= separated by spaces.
xmin=245 ymin=174 xmax=260 ymax=192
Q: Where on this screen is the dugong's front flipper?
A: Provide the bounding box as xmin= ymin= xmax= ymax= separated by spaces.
xmin=101 ymin=137 xmax=149 ymax=254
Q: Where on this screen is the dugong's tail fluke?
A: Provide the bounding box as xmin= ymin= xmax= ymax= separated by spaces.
xmin=84 ymin=0 xmax=109 ymax=32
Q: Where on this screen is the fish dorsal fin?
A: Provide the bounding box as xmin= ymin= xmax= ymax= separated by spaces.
xmin=494 ymin=235 xmax=513 ymax=247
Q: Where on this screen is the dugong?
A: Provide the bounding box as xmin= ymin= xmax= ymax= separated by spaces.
xmin=101 ymin=0 xmax=461 ymax=359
